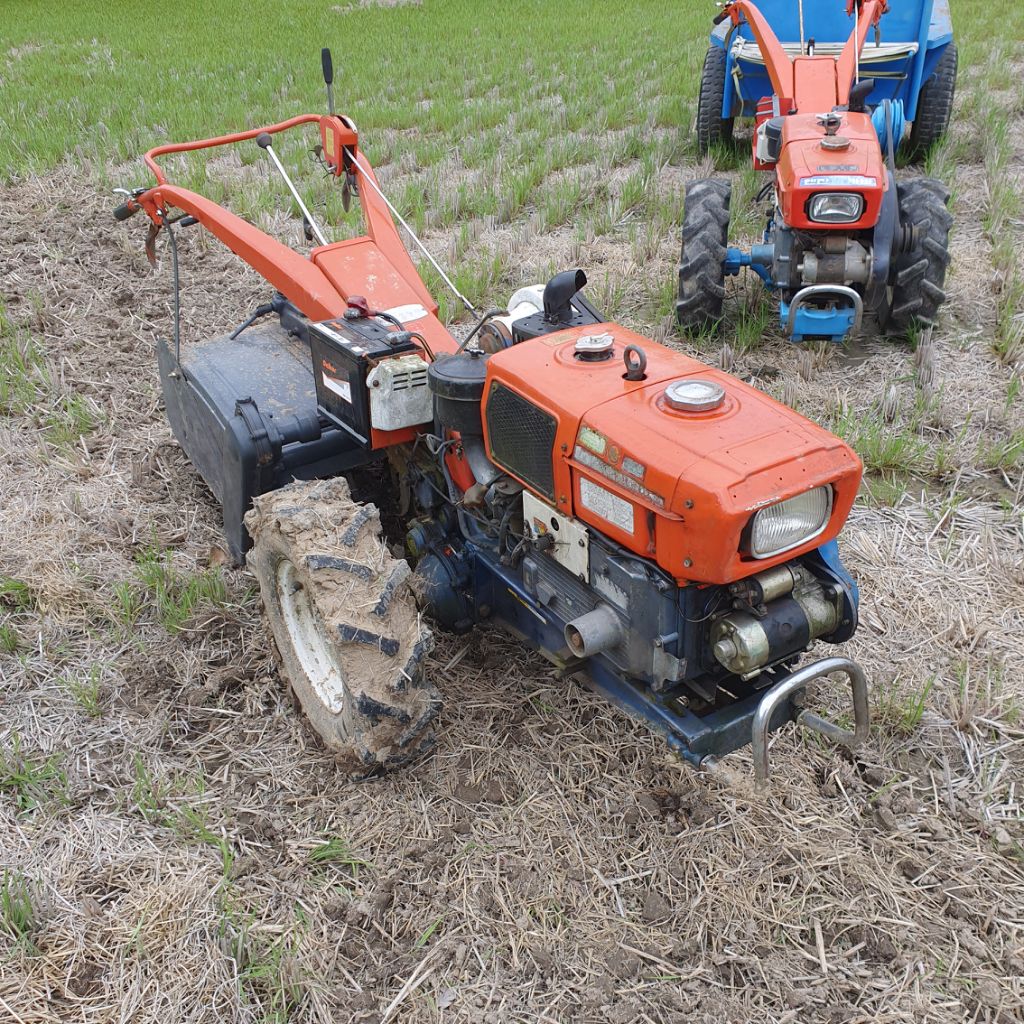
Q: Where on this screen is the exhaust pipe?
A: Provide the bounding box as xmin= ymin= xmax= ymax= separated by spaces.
xmin=564 ymin=606 xmax=624 ymax=659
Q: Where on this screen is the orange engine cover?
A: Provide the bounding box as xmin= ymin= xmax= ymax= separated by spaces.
xmin=480 ymin=324 xmax=861 ymax=586
xmin=775 ymin=111 xmax=886 ymax=231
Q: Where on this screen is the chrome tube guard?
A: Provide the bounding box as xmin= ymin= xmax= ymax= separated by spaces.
xmin=783 ymin=284 xmax=864 ymax=337
xmin=751 ymin=656 xmax=869 ymax=782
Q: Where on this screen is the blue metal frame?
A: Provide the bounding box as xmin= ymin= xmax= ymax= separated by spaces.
xmin=725 ymin=247 xmax=860 ymax=342
xmin=779 ymin=296 xmax=858 ymax=342
xmin=724 ymin=245 xmax=775 ymax=288
xmin=459 ymin=537 xmax=858 ymax=767
xmin=712 ymin=0 xmax=953 ymax=126
xmin=812 ymin=538 xmax=859 ymax=608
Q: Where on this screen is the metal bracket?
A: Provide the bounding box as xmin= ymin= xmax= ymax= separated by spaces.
xmin=783 ymin=284 xmax=864 ymax=339
xmin=751 ymin=656 xmax=869 ymax=782
xmin=234 ymin=397 xmax=279 ymax=467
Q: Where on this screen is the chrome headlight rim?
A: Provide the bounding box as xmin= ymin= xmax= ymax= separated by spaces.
xmin=806 ymin=192 xmax=864 ymax=224
xmin=745 ymin=486 xmax=834 ymax=559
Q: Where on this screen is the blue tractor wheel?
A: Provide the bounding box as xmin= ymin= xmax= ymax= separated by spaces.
xmin=695 ymin=47 xmax=734 ymax=154
xmin=888 ymin=178 xmax=952 ymax=335
xmin=676 ymin=178 xmax=731 ymax=333
xmin=907 ymin=42 xmax=958 ymax=157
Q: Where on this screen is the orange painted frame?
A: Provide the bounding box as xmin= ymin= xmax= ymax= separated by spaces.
xmin=127 ymin=111 xmax=466 ymax=451
xmin=133 ymin=113 xmax=460 ymax=357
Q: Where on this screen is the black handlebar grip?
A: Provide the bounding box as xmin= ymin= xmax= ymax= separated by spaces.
xmin=713 ymin=9 xmax=730 ymax=24
xmin=113 ymin=201 xmax=137 ymax=221
xmin=256 ymin=132 xmax=273 ymax=149
xmin=321 ymin=47 xmax=334 ymax=85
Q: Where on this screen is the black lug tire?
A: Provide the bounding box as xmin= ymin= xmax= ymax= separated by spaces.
xmin=888 ymin=178 xmax=952 ymax=335
xmin=676 ymin=178 xmax=731 ymax=334
xmin=244 ymin=478 xmax=440 ymax=775
xmin=696 ymin=46 xmax=735 ymax=154
xmin=907 ymin=43 xmax=958 ymax=158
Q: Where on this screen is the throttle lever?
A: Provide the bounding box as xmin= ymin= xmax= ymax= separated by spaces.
xmin=230 ymin=301 xmax=276 ymax=340
xmin=321 ymin=47 xmax=335 ymax=116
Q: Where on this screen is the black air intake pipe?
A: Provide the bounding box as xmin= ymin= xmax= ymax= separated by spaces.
xmin=543 ymin=269 xmax=587 ymax=324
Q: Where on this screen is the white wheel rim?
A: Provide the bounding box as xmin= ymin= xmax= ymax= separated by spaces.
xmin=275 ymin=559 xmax=346 ymax=714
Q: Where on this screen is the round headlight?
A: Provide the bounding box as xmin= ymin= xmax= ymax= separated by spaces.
xmin=748 ymin=486 xmax=833 ymax=558
xmin=808 ymin=192 xmax=864 ymax=224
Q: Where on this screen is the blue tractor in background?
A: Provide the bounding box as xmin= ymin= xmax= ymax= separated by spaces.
xmin=697 ymin=0 xmax=956 ymax=156
xmin=677 ymin=0 xmax=956 ymax=344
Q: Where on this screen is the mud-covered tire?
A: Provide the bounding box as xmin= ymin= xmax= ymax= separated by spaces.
xmin=244 ymin=478 xmax=439 ymax=775
xmin=888 ymin=178 xmax=952 ymax=334
xmin=696 ymin=46 xmax=734 ymax=154
xmin=907 ymin=43 xmax=958 ymax=158
xmin=676 ymin=178 xmax=731 ymax=334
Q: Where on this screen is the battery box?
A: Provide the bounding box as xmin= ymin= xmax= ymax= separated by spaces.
xmin=309 ymin=316 xmax=428 ymax=444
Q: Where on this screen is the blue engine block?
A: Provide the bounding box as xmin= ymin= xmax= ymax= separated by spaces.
xmin=413 ymin=515 xmax=859 ymax=767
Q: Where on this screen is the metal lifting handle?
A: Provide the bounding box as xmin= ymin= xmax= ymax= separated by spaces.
xmin=784 ymin=284 xmax=864 ymax=337
xmin=751 ymin=656 xmax=869 ymax=782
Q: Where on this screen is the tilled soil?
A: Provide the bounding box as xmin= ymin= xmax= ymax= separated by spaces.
xmin=0 ymin=140 xmax=1022 ymax=1024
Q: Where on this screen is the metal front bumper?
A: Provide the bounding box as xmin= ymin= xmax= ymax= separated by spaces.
xmin=749 ymin=656 xmax=869 ymax=782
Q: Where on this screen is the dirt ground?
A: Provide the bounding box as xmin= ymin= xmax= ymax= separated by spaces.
xmin=1 ymin=105 xmax=1023 ymax=1024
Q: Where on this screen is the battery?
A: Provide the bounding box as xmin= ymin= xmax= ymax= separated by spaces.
xmin=309 ymin=316 xmax=420 ymax=444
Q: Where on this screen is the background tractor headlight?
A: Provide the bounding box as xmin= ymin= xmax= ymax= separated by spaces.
xmin=748 ymin=487 xmax=833 ymax=558
xmin=808 ymin=192 xmax=864 ymax=223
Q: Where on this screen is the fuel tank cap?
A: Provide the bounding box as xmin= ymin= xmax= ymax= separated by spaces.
xmin=664 ymin=378 xmax=725 ymax=412
xmin=574 ymin=332 xmax=614 ymax=360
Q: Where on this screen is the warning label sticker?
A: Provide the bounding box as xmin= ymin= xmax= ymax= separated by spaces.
xmin=579 ymin=478 xmax=634 ymax=534
xmin=322 ymin=372 xmax=352 ymax=404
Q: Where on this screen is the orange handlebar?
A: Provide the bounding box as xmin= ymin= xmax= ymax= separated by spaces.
xmin=143 ymin=113 xmax=326 ymax=184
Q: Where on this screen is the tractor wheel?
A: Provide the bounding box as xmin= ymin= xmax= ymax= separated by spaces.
xmin=696 ymin=46 xmax=734 ymax=154
xmin=676 ymin=178 xmax=731 ymax=334
xmin=907 ymin=43 xmax=958 ymax=158
xmin=888 ymin=178 xmax=952 ymax=335
xmin=245 ymin=478 xmax=439 ymax=775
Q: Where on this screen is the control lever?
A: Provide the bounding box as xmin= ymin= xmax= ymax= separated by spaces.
xmin=112 ymin=186 xmax=147 ymax=221
xmin=229 ymin=303 xmax=275 ymax=340
xmin=113 ymin=200 xmax=139 ymax=221
xmin=256 ymin=132 xmax=329 ymax=247
xmin=322 ymin=48 xmax=335 ymax=116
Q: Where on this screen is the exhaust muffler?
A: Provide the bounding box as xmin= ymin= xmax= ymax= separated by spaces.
xmin=564 ymin=606 xmax=624 ymax=659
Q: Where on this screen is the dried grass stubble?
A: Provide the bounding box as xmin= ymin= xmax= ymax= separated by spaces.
xmin=0 ymin=167 xmax=1021 ymax=1022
